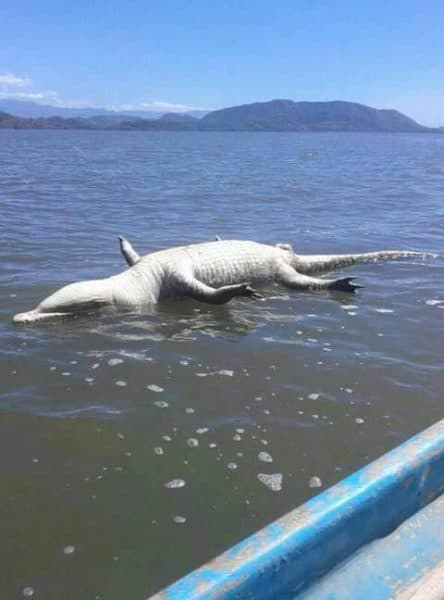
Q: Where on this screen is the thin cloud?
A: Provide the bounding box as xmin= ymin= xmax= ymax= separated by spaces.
xmin=0 ymin=72 xmax=32 ymax=89
xmin=0 ymin=90 xmax=59 ymax=102
xmin=0 ymin=72 xmax=210 ymax=112
xmin=106 ymin=101 xmax=211 ymax=113
xmin=0 ymin=90 xmax=94 ymax=108
xmin=0 ymin=89 xmax=211 ymax=113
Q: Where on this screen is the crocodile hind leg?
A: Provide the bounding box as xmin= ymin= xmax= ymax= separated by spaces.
xmin=276 ymin=263 xmax=362 ymax=293
xmin=171 ymin=270 xmax=261 ymax=304
xmin=118 ymin=235 xmax=140 ymax=266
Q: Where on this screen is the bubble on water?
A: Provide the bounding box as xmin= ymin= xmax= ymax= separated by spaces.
xmin=185 ymin=407 xmax=195 ymax=414
xmin=115 ymin=380 xmax=127 ymax=387
xmin=32 ymin=458 xmax=39 ymax=464
xmin=154 ymin=447 xmax=164 ymax=455
xmin=91 ymin=363 xmax=100 ymax=369
xmin=179 ymin=360 xmax=189 ymax=366
xmin=162 ymin=435 xmax=172 ymax=442
xmin=22 ymin=587 xmax=34 ymax=598
xmin=49 ymin=366 xmax=57 ymax=371
xmin=165 ymin=478 xmax=186 ymax=489
xmin=85 ymin=377 xmax=94 ymax=383
xmin=375 ymin=308 xmax=394 ymax=314
xmin=341 ymin=305 xmax=357 ymax=311
xmin=236 ymin=428 xmax=245 ymax=434
xmin=308 ymin=393 xmax=319 ymax=400
xmin=61 ymin=372 xmax=71 ymax=377
xmin=63 ymin=545 xmax=75 ymax=555
xmin=217 ymin=369 xmax=234 ymax=376
xmin=233 ymin=434 xmax=242 ymax=441
xmin=209 ymin=443 xmax=217 ymax=448
xmin=196 ymin=428 xmax=209 ymax=435
xmin=154 ymin=400 xmax=169 ymax=408
xmin=257 ymin=473 xmax=282 ymax=492
xmin=227 ymin=462 xmax=238 ymax=470
xmin=258 ymin=451 xmax=273 ymax=463
xmin=146 ymin=384 xmax=164 ymax=393
xmin=355 ymin=417 xmax=365 ymax=424
xmin=309 ymin=476 xmax=322 ymax=488
xmin=117 ymin=433 xmax=125 ymax=439
xmin=187 ymin=438 xmax=199 ymax=447
xmin=173 ymin=515 xmax=187 ymax=524
xmin=108 ymin=358 xmax=124 ymax=366
xmin=425 ymin=299 xmax=443 ymax=306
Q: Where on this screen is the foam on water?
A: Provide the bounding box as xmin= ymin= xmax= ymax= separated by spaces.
xmin=146 ymin=384 xmax=164 ymax=392
xmin=257 ymin=473 xmax=283 ymax=492
xmin=164 ymin=479 xmax=186 ymax=489
xmin=309 ymin=476 xmax=322 ymax=488
xmin=258 ymin=451 xmax=273 ymax=463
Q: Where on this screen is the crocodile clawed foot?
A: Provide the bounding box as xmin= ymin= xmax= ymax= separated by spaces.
xmin=238 ymin=283 xmax=262 ymax=301
xmin=333 ymin=277 xmax=364 ymax=293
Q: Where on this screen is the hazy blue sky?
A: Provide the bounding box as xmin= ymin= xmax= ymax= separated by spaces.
xmin=1 ymin=1 xmax=443 ymax=124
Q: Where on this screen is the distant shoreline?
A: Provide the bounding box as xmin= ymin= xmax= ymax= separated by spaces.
xmin=0 ymin=125 xmax=442 ymax=133
xmin=1 ymin=99 xmax=442 ymax=133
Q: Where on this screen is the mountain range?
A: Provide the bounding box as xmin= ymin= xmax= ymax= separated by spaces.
xmin=0 ymin=98 xmax=207 ymax=120
xmin=0 ymin=99 xmax=441 ymax=132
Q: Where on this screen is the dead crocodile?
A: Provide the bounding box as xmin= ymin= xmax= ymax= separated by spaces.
xmin=12 ymin=237 xmax=435 ymax=323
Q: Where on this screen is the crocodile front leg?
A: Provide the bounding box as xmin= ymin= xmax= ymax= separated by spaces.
xmin=118 ymin=235 xmax=141 ymax=266
xmin=171 ymin=270 xmax=261 ymax=304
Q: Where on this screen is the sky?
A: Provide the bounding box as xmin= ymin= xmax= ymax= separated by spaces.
xmin=1 ymin=0 xmax=443 ymax=125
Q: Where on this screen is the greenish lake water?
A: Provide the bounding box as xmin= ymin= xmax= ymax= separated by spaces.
xmin=1 ymin=130 xmax=443 ymax=598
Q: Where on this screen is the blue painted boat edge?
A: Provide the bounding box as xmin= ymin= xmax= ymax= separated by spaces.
xmin=296 ymin=493 xmax=444 ymax=599
xmin=150 ymin=419 xmax=444 ymax=600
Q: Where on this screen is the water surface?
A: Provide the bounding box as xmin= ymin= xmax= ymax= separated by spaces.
xmin=1 ymin=130 xmax=443 ymax=598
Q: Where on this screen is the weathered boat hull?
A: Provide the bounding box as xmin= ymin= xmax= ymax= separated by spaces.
xmin=151 ymin=418 xmax=444 ymax=599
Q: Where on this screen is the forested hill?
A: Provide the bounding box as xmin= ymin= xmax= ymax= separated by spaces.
xmin=198 ymin=99 xmax=428 ymax=132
